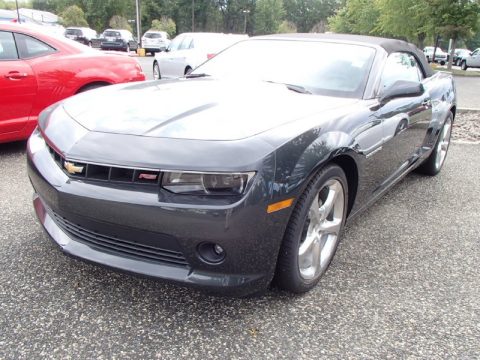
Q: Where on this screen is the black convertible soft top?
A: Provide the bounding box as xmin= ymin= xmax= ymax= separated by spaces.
xmin=259 ymin=33 xmax=434 ymax=78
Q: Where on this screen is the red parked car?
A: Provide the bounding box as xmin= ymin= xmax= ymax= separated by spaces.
xmin=0 ymin=23 xmax=145 ymax=144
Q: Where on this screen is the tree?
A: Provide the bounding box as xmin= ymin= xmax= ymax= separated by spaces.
xmin=0 ymin=0 xmax=18 ymax=10
xmin=109 ymin=15 xmax=132 ymax=31
xmin=376 ymin=0 xmax=433 ymax=48
xmin=278 ymin=20 xmax=297 ymax=33
xmin=428 ymin=0 xmax=480 ymax=70
xmin=284 ymin=0 xmax=338 ymax=33
xmin=254 ymin=0 xmax=285 ymax=35
xmin=151 ymin=17 xmax=176 ymax=37
xmin=60 ymin=5 xmax=88 ymax=27
xmin=328 ymin=0 xmax=381 ymax=35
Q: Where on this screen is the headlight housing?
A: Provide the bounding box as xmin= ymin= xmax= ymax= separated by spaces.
xmin=162 ymin=171 xmax=255 ymax=196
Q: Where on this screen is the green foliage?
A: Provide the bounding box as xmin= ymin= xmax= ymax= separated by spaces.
xmin=428 ymin=0 xmax=480 ymax=40
xmin=278 ymin=20 xmax=297 ymax=33
xmin=60 ymin=5 xmax=88 ymax=27
xmin=151 ymin=17 xmax=176 ymax=37
xmin=376 ymin=0 xmax=433 ymax=47
xmin=284 ymin=0 xmax=338 ymax=32
xmin=328 ymin=0 xmax=380 ymax=35
xmin=109 ymin=15 xmax=131 ymax=31
xmin=0 ymin=0 xmax=17 ymax=10
xmin=254 ymin=0 xmax=285 ymax=35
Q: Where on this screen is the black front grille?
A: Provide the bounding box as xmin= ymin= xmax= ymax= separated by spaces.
xmin=47 ymin=145 xmax=161 ymax=185
xmin=51 ymin=212 xmax=189 ymax=267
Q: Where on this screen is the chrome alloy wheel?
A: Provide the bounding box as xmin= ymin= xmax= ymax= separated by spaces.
xmin=435 ymin=117 xmax=452 ymax=171
xmin=298 ymin=179 xmax=345 ymax=280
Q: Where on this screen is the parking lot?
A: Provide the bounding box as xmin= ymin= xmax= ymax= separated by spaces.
xmin=1 ymin=135 xmax=479 ymax=358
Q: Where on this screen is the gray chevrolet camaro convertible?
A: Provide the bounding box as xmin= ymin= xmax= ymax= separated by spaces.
xmin=27 ymin=34 xmax=456 ymax=296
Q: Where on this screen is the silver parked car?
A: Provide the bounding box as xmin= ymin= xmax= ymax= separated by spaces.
xmin=141 ymin=30 xmax=170 ymax=55
xmin=153 ymin=32 xmax=247 ymax=79
xmin=423 ymin=46 xmax=448 ymax=65
xmin=460 ymin=48 xmax=480 ymax=70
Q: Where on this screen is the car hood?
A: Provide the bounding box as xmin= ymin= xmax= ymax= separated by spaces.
xmin=62 ymin=79 xmax=359 ymax=141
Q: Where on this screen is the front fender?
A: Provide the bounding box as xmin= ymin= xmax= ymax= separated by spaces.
xmin=273 ymin=129 xmax=355 ymax=199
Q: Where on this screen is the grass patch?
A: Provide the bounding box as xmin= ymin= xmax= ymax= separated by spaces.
xmin=431 ymin=64 xmax=480 ymax=77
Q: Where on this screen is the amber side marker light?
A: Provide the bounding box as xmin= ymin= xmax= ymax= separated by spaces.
xmin=267 ymin=198 xmax=295 ymax=214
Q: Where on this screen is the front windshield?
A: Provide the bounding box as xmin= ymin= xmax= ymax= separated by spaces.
xmin=104 ymin=31 xmax=120 ymax=37
xmin=192 ymin=39 xmax=376 ymax=98
xmin=65 ymin=29 xmax=82 ymax=36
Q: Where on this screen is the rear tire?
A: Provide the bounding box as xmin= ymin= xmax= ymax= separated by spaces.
xmin=416 ymin=112 xmax=453 ymax=176
xmin=274 ymin=164 xmax=348 ymax=293
xmin=184 ymin=66 xmax=192 ymax=75
xmin=153 ymin=61 xmax=161 ymax=80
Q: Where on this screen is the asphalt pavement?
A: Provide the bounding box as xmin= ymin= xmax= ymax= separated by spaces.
xmin=1 ymin=139 xmax=479 ymax=358
xmin=136 ymin=56 xmax=480 ymax=110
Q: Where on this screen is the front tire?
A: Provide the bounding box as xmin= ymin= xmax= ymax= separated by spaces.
xmin=275 ymin=164 xmax=348 ymax=293
xmin=461 ymin=60 xmax=468 ymax=71
xmin=416 ymin=112 xmax=453 ymax=176
xmin=153 ymin=61 xmax=161 ymax=80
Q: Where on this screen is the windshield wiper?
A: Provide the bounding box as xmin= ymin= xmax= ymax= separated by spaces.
xmin=264 ymin=80 xmax=311 ymax=94
xmin=185 ymin=73 xmax=211 ymax=79
xmin=285 ymin=84 xmax=311 ymax=94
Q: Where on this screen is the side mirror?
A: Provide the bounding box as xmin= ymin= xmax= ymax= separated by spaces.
xmin=380 ymin=80 xmax=424 ymax=104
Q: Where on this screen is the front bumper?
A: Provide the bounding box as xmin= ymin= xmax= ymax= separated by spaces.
xmin=27 ymin=130 xmax=288 ymax=296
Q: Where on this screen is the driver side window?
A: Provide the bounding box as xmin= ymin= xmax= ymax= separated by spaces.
xmin=380 ymin=52 xmax=424 ymax=90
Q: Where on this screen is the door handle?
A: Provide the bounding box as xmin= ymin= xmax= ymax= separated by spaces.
xmin=5 ymin=72 xmax=28 ymax=80
xmin=422 ymin=99 xmax=432 ymax=107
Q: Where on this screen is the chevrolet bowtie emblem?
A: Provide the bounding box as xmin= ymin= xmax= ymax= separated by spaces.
xmin=64 ymin=161 xmax=84 ymax=175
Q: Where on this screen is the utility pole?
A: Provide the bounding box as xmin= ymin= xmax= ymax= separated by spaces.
xmin=15 ymin=0 xmax=20 ymax=23
xmin=135 ymin=0 xmax=142 ymax=48
xmin=192 ymin=0 xmax=195 ymax=32
xmin=242 ymin=10 xmax=250 ymax=34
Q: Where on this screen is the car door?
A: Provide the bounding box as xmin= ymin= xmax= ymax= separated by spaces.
xmin=159 ymin=35 xmax=183 ymax=78
xmin=0 ymin=30 xmax=37 ymax=136
xmin=371 ymin=52 xmax=432 ymax=191
xmin=163 ymin=36 xmax=193 ymax=78
xmin=469 ymin=49 xmax=480 ymax=66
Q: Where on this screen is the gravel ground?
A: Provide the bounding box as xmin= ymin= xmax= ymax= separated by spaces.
xmin=453 ymin=110 xmax=480 ymax=144
xmin=1 ymin=117 xmax=479 ymax=359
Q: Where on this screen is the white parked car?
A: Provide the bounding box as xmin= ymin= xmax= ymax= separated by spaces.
xmin=142 ymin=30 xmax=170 ymax=55
xmin=460 ymin=48 xmax=480 ymax=70
xmin=153 ymin=32 xmax=248 ymax=79
xmin=423 ymin=46 xmax=448 ymax=65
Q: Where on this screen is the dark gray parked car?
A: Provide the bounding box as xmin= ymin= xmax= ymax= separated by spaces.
xmin=27 ymin=34 xmax=456 ymax=296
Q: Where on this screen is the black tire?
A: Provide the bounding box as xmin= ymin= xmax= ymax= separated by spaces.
xmin=153 ymin=61 xmax=161 ymax=80
xmin=416 ymin=112 xmax=453 ymax=176
xmin=426 ymin=56 xmax=430 ymax=63
xmin=184 ymin=66 xmax=192 ymax=75
xmin=77 ymin=83 xmax=107 ymax=94
xmin=126 ymin=44 xmax=130 ymax=53
xmin=461 ymin=60 xmax=468 ymax=71
xmin=440 ymin=60 xmax=445 ymax=66
xmin=274 ymin=164 xmax=348 ymax=293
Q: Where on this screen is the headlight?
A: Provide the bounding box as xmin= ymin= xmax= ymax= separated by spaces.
xmin=162 ymin=171 xmax=255 ymax=196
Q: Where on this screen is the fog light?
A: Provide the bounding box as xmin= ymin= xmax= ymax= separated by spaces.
xmin=197 ymin=242 xmax=226 ymax=264
xmin=214 ymin=244 xmax=224 ymax=255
